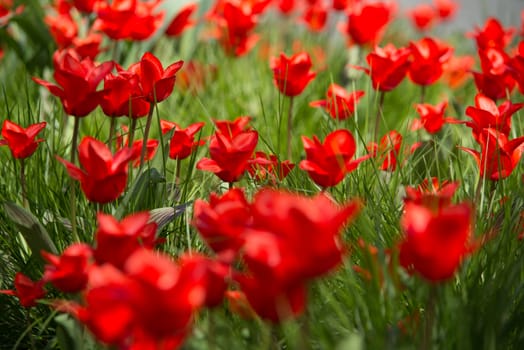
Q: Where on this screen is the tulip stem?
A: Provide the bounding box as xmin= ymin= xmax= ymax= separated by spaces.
xmin=25 ymin=309 xmax=36 ymax=350
xmin=108 ymin=117 xmax=117 ymax=152
xmin=128 ymin=118 xmax=137 ymax=149
xmin=70 ymin=116 xmax=81 ymax=242
xmin=374 ymin=91 xmax=386 ymax=142
xmin=420 ymin=287 xmax=437 ymax=350
xmin=420 ymin=85 xmax=426 ymax=104
xmin=139 ymin=102 xmax=156 ymax=170
xmin=286 ymin=97 xmax=295 ymax=160
xmin=19 ymin=159 xmax=28 ymax=208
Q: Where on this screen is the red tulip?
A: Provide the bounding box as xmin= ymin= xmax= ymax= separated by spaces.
xmin=0 ymin=120 xmax=46 ymax=159
xmin=460 ymin=128 xmax=524 ymax=181
xmin=302 ymin=4 xmax=328 ymax=32
xmin=71 ymin=0 xmax=100 ymax=13
xmin=404 ymin=177 xmax=459 ymax=210
xmin=367 ymin=130 xmax=421 ymax=171
xmin=168 ymin=122 xmax=206 ymax=160
xmin=433 ymin=0 xmax=457 ymax=20
xmin=93 ymin=212 xmax=158 ymax=269
xmin=510 ymin=41 xmax=524 ymax=94
xmin=101 ymin=68 xmax=149 ymax=118
xmin=357 ymin=44 xmax=411 ymax=92
xmin=214 ymin=115 xmax=252 ymax=138
xmin=465 ymin=93 xmax=524 ymax=141
xmin=310 ymin=84 xmax=365 ymax=120
xmin=165 ymin=3 xmax=198 ymax=37
xmin=343 ymin=1 xmax=395 ymax=46
xmin=270 ymin=52 xmax=316 ymax=97
xmin=42 ymin=243 xmax=93 ymax=293
xmin=71 ymin=32 xmax=104 ymax=60
xmin=472 ymin=70 xmax=516 ymax=101
xmin=299 ymin=129 xmax=369 ymax=188
xmin=33 ymin=49 xmax=113 ymax=117
xmin=0 ymin=272 xmax=46 ymax=308
xmin=408 ymin=37 xmax=453 ymax=86
xmin=399 ymin=202 xmax=472 ymax=282
xmin=411 ymin=100 xmax=456 ymax=134
xmin=94 ymin=0 xmax=164 ymax=41
xmin=196 ymin=125 xmax=258 ymax=183
xmin=193 ymin=188 xmax=251 ymax=254
xmin=128 ymin=52 xmax=184 ymax=104
xmin=115 ymin=126 xmax=159 ymax=167
xmin=408 ymin=4 xmax=438 ymax=32
xmin=442 ymin=55 xmax=475 ymax=88
xmin=248 ymin=151 xmax=295 ymax=183
xmin=44 ymin=4 xmax=78 ymax=48
xmin=469 ymin=17 xmax=514 ymax=50
xmin=332 ymin=0 xmax=350 ymax=11
xmin=57 ymin=136 xmax=139 ymax=203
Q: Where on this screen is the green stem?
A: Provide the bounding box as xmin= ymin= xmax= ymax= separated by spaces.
xmin=26 ymin=308 xmax=36 ymax=350
xmin=420 ymin=85 xmax=426 ymax=104
xmin=108 ymin=117 xmax=117 ymax=152
xmin=420 ymin=287 xmax=437 ymax=350
xmin=286 ymin=97 xmax=295 ymax=160
xmin=128 ymin=117 xmax=138 ymax=149
xmin=71 ymin=116 xmax=80 ymax=163
xmin=139 ymin=101 xmax=156 ymax=170
xmin=20 ymin=158 xmax=28 ymax=208
xmin=374 ymin=91 xmax=385 ymax=142
xmin=70 ymin=116 xmax=81 ymax=242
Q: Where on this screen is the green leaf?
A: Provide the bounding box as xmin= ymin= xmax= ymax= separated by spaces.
xmin=336 ymin=333 xmax=364 ymax=350
xmin=149 ymin=203 xmax=191 ymax=235
xmin=3 ymin=202 xmax=58 ymax=261
xmin=54 ymin=314 xmax=82 ymax=350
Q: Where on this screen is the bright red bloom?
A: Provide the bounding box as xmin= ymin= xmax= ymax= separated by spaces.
xmin=57 ymin=136 xmax=139 ymax=203
xmin=510 ymin=41 xmax=524 ymax=94
xmin=332 ymin=0 xmax=350 ymax=11
xmin=408 ymin=37 xmax=453 ymax=86
xmin=193 ymin=188 xmax=251 ymax=254
xmin=94 ymin=0 xmax=164 ymax=41
xmin=0 ymin=120 xmax=46 ymax=159
xmin=44 ymin=5 xmax=78 ymax=48
xmin=101 ymin=67 xmax=149 ymax=118
xmin=357 ymin=44 xmax=411 ymax=92
xmin=299 ymin=129 xmax=369 ymax=188
xmin=469 ymin=17 xmax=515 ymax=50
xmin=433 ymin=0 xmax=457 ymax=20
xmin=399 ymin=202 xmax=472 ymax=282
xmin=236 ymin=189 xmax=361 ymax=321
xmin=165 ymin=3 xmax=198 ymax=37
xmin=275 ymin=0 xmax=295 ymax=14
xmin=115 ymin=127 xmax=159 ymax=167
xmin=214 ymin=115 xmax=252 ymax=138
xmin=408 ymin=4 xmax=438 ymax=32
xmin=343 ymin=1 xmax=395 ymax=46
xmin=33 ymin=49 xmax=113 ymax=117
xmin=168 ymin=122 xmax=206 ymax=160
xmin=310 ymin=84 xmax=365 ymax=120
xmin=404 ymin=177 xmax=459 ymax=210
xmin=411 ymin=100 xmax=456 ymax=134
xmin=71 ymin=0 xmax=101 ymax=13
xmin=196 ymin=118 xmax=258 ymax=183
xmin=71 ymin=32 xmax=104 ymax=60
xmin=302 ymin=4 xmax=328 ymax=32
xmin=42 ymin=243 xmax=93 ymax=293
xmin=472 ymin=70 xmax=515 ymax=101
xmin=270 ymin=52 xmax=316 ymax=97
xmin=248 ymin=151 xmax=294 ymax=183
xmin=128 ymin=52 xmax=184 ymax=104
xmin=94 ymin=212 xmax=158 ymax=269
xmin=0 ymin=272 xmax=46 ymax=308
xmin=465 ymin=93 xmax=524 ymax=141
xmin=460 ymin=128 xmax=524 ymax=181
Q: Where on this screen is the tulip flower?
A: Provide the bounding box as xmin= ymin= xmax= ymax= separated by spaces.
xmin=94 ymin=0 xmax=164 ymax=41
xmin=408 ymin=37 xmax=453 ymax=88
xmin=433 ymin=0 xmax=458 ymax=20
xmin=271 ymin=51 xmax=316 ymax=158
xmin=57 ymin=136 xmax=139 ymax=203
xmin=510 ymin=41 xmax=524 ymax=94
xmin=367 ymin=131 xmax=421 ymax=171
xmin=302 ymin=4 xmax=328 ymax=32
xmin=248 ymin=151 xmax=295 ymax=184
xmin=299 ymin=129 xmax=369 ymax=188
xmin=459 ymin=128 xmax=524 ymax=181
xmin=165 ymin=3 xmax=198 ymax=37
xmin=464 ymin=93 xmax=524 ymax=141
xmin=93 ymin=212 xmax=158 ymax=269
xmin=343 ymin=1 xmax=395 ymax=46
xmin=42 ymin=243 xmax=93 ymax=293
xmin=0 ymin=120 xmax=46 ymax=206
xmin=310 ymin=84 xmax=365 ymax=120
xmin=408 ymin=4 xmax=438 ymax=32
xmin=469 ymin=17 xmax=515 ymax=51
xmin=442 ymin=55 xmax=475 ymax=88
xmin=399 ymin=202 xmax=472 ymax=282
xmin=44 ymin=2 xmax=78 ymax=49
xmin=0 ymin=272 xmax=46 ymax=308
xmin=411 ymin=100 xmax=457 ymax=134
xmin=168 ymin=122 xmax=206 ymax=160
xmin=404 ymin=177 xmax=459 ymax=210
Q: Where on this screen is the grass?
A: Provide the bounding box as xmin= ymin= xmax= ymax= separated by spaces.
xmin=1 ymin=1 xmax=524 ymax=349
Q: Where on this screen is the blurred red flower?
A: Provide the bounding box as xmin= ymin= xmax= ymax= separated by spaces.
xmin=101 ymin=66 xmax=149 ymax=118
xmin=42 ymin=243 xmax=93 ymax=293
xmin=302 ymin=4 xmax=328 ymax=32
xmin=57 ymin=136 xmax=139 ymax=203
xmin=168 ymin=122 xmax=206 ymax=160
xmin=411 ymin=100 xmax=456 ymax=134
xmin=469 ymin=17 xmax=514 ymax=50
xmin=94 ymin=0 xmax=164 ymax=41
xmin=433 ymin=0 xmax=457 ymax=20
xmin=367 ymin=131 xmax=420 ymax=171
xmin=0 ymin=272 xmax=46 ymax=308
xmin=460 ymin=128 xmax=524 ymax=181
xmin=300 ymin=129 xmax=369 ymax=188
xmin=270 ymin=52 xmax=316 ymax=97
xmin=94 ymin=212 xmax=158 ymax=269
xmin=357 ymin=44 xmax=411 ymax=92
xmin=442 ymin=55 xmax=475 ymax=88
xmin=408 ymin=37 xmax=453 ymax=86
xmin=0 ymin=120 xmax=46 ymax=159
xmin=408 ymin=4 xmax=438 ymax=32
xmin=404 ymin=177 xmax=459 ymax=210
xmin=44 ymin=2 xmax=78 ymax=48
xmin=310 ymin=84 xmax=365 ymax=120
xmin=33 ymin=49 xmax=113 ymax=117
xmin=166 ymin=2 xmax=198 ymax=37
xmin=343 ymin=1 xmax=395 ymax=46
xmin=399 ymin=202 xmax=472 ymax=282
xmin=248 ymin=151 xmax=295 ymax=183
